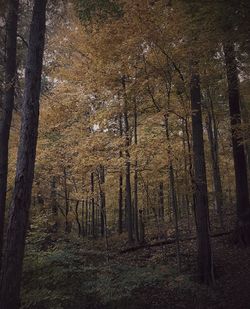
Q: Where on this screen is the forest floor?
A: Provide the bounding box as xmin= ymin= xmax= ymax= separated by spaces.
xmin=21 ymin=213 xmax=250 ymax=309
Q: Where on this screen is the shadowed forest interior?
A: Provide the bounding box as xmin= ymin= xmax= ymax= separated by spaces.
xmin=0 ymin=0 xmax=250 ymax=308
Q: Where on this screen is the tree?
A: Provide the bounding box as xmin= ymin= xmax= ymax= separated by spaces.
xmin=205 ymin=90 xmax=224 ymax=228
xmin=0 ymin=1 xmax=47 ymax=307
xmin=223 ymin=41 xmax=250 ymax=244
xmin=190 ymin=72 xmax=214 ymax=284
xmin=0 ymin=0 xmax=19 ymax=271
xmin=122 ymin=76 xmax=133 ymax=243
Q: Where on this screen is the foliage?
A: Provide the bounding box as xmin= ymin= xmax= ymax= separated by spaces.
xmin=22 ymin=218 xmax=172 ymax=309
xmin=77 ymin=0 xmax=122 ymax=21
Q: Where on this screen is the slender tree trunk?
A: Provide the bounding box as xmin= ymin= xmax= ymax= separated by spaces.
xmin=146 ymin=182 xmax=149 ymax=220
xmin=75 ymin=201 xmax=81 ymax=237
xmin=99 ymin=166 xmax=106 ymax=237
xmin=133 ymin=99 xmax=139 ymax=241
xmin=63 ymin=168 xmax=71 ymax=233
xmin=85 ymin=198 xmax=89 ymax=236
xmin=138 ymin=209 xmax=145 ymax=243
xmin=240 ymin=98 xmax=250 ymax=185
xmin=81 ymin=200 xmax=85 ymax=237
xmin=50 ymin=176 xmax=58 ymax=232
xmin=164 ymin=114 xmax=181 ymax=272
xmin=205 ymin=92 xmax=224 ymax=228
xmin=118 ymin=172 xmax=123 ymax=234
xmin=159 ymin=182 xmax=164 ymax=221
xmin=223 ymin=41 xmax=250 ymax=245
xmin=181 ymin=125 xmax=191 ymax=232
xmin=0 ymin=0 xmax=19 ymax=271
xmin=118 ymin=114 xmax=123 ymax=234
xmin=190 ymin=72 xmax=214 ymax=284
xmin=122 ymin=76 xmax=133 ymax=243
xmin=0 ymin=1 xmax=47 ymax=307
xmin=91 ymin=172 xmax=95 ymax=237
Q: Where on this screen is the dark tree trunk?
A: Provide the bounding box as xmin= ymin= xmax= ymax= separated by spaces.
xmin=205 ymin=92 xmax=224 ymax=228
xmin=158 ymin=182 xmax=164 ymax=220
xmin=181 ymin=124 xmax=191 ymax=232
xmin=133 ymin=99 xmax=139 ymax=241
xmin=0 ymin=0 xmax=19 ymax=271
xmin=190 ymin=73 xmax=214 ymax=284
xmin=50 ymin=176 xmax=58 ymax=232
xmin=75 ymin=201 xmax=81 ymax=237
xmin=118 ymin=114 xmax=123 ymax=234
xmin=240 ymin=98 xmax=250 ymax=186
xmin=138 ymin=209 xmax=145 ymax=244
xmin=81 ymin=200 xmax=85 ymax=237
xmin=85 ymin=198 xmax=89 ymax=236
xmin=122 ymin=76 xmax=133 ymax=243
xmin=99 ymin=166 xmax=106 ymax=237
xmin=118 ymin=172 xmax=123 ymax=234
xmin=0 ymin=1 xmax=47 ymax=307
xmin=63 ymin=168 xmax=71 ymax=233
xmin=91 ymin=172 xmax=95 ymax=237
xmin=164 ymin=114 xmax=181 ymax=272
xmin=223 ymin=41 xmax=250 ymax=244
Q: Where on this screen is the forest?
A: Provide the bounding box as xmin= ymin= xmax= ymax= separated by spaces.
xmin=0 ymin=0 xmax=250 ymax=308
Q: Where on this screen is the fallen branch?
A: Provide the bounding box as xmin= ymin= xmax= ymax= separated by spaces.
xmin=119 ymin=230 xmax=233 ymax=254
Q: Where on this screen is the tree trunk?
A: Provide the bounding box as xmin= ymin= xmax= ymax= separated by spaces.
xmin=0 ymin=1 xmax=47 ymax=307
xmin=99 ymin=166 xmax=106 ymax=237
xmin=85 ymin=198 xmax=89 ymax=236
xmin=75 ymin=201 xmax=81 ymax=237
xmin=91 ymin=172 xmax=95 ymax=237
xmin=138 ymin=209 xmax=145 ymax=244
xmin=223 ymin=41 xmax=250 ymax=245
xmin=190 ymin=72 xmax=214 ymax=284
xmin=81 ymin=200 xmax=85 ymax=237
xmin=122 ymin=76 xmax=133 ymax=243
xmin=133 ymin=99 xmax=139 ymax=241
xmin=118 ymin=114 xmax=123 ymax=234
xmin=205 ymin=92 xmax=224 ymax=228
xmin=158 ymin=182 xmax=164 ymax=221
xmin=240 ymin=98 xmax=250 ymax=186
xmin=63 ymin=168 xmax=71 ymax=233
xmin=181 ymin=125 xmax=191 ymax=232
xmin=164 ymin=114 xmax=181 ymax=273
xmin=0 ymin=0 xmax=19 ymax=271
xmin=50 ymin=176 xmax=58 ymax=232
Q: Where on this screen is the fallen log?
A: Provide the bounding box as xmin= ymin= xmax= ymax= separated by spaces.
xmin=119 ymin=230 xmax=233 ymax=254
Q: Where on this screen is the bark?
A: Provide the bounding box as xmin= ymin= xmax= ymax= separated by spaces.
xmin=99 ymin=166 xmax=106 ymax=237
xmin=138 ymin=209 xmax=145 ymax=243
xmin=133 ymin=99 xmax=139 ymax=241
xmin=122 ymin=76 xmax=133 ymax=243
xmin=181 ymin=125 xmax=191 ymax=232
xmin=81 ymin=200 xmax=85 ymax=237
xmin=158 ymin=182 xmax=164 ymax=220
xmin=0 ymin=0 xmax=19 ymax=271
xmin=85 ymin=198 xmax=89 ymax=236
xmin=164 ymin=114 xmax=181 ymax=272
xmin=50 ymin=176 xmax=58 ymax=232
xmin=240 ymin=98 xmax=250 ymax=184
xmin=118 ymin=114 xmax=123 ymax=234
xmin=63 ymin=168 xmax=71 ymax=233
xmin=205 ymin=92 xmax=224 ymax=228
xmin=75 ymin=201 xmax=81 ymax=237
xmin=190 ymin=72 xmax=214 ymax=284
xmin=223 ymin=41 xmax=250 ymax=245
xmin=91 ymin=172 xmax=95 ymax=237
xmin=0 ymin=1 xmax=47 ymax=307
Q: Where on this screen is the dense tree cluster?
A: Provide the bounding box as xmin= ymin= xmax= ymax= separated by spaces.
xmin=0 ymin=0 xmax=250 ymax=307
